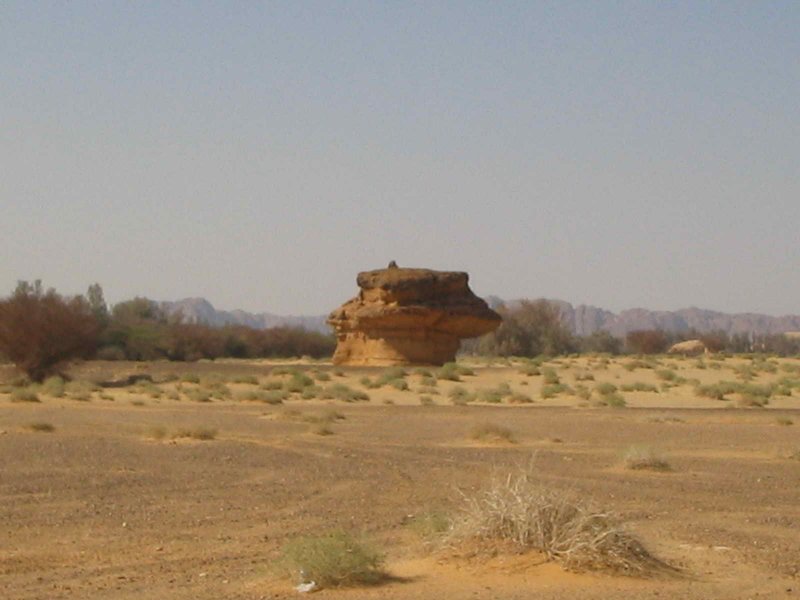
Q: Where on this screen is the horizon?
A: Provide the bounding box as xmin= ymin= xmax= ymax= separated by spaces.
xmin=2 ymin=2 xmax=798 ymax=317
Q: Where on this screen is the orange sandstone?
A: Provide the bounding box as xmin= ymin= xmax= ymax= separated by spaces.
xmin=328 ymin=264 xmax=501 ymax=366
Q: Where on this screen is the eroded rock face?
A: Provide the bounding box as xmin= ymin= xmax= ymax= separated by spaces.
xmin=328 ymin=265 xmax=501 ymax=366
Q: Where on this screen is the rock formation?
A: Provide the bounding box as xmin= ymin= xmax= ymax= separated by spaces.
xmin=667 ymin=339 xmax=707 ymax=356
xmin=328 ymin=264 xmax=501 ymax=366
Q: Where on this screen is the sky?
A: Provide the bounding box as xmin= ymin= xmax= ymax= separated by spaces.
xmin=1 ymin=1 xmax=798 ymax=317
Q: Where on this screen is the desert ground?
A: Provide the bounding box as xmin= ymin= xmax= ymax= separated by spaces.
xmin=1 ymin=354 xmax=799 ymax=599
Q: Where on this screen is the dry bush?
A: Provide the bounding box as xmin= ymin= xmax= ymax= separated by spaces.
xmin=448 ymin=464 xmax=672 ymax=576
xmin=26 ymin=422 xmax=55 ymax=433
xmin=173 ymin=427 xmax=217 ymax=440
xmin=469 ymin=422 xmax=516 ymax=443
xmin=0 ymin=281 xmax=100 ymax=381
xmin=622 ymin=446 xmax=672 ymax=471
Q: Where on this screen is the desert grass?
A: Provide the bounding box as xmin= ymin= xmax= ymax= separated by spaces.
xmin=447 ymin=464 xmax=672 ymax=575
xmin=622 ymin=446 xmax=672 ymax=471
xmin=279 ymin=530 xmax=386 ymax=588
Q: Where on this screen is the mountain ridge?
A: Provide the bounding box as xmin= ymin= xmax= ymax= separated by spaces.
xmin=160 ymin=297 xmax=800 ymax=338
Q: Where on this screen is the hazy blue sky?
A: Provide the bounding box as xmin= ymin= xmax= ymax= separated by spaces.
xmin=2 ymin=1 xmax=798 ymax=316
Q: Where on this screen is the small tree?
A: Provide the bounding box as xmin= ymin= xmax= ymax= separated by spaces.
xmin=0 ymin=281 xmax=100 ymax=381
xmin=476 ymin=299 xmax=575 ymax=357
xmin=625 ymin=329 xmax=669 ymax=354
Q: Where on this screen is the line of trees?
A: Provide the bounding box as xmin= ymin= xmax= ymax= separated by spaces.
xmin=463 ymin=299 xmax=800 ymax=358
xmin=0 ymin=281 xmax=335 ymax=381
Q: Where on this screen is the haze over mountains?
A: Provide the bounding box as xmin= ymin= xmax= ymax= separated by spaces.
xmin=161 ymin=297 xmax=800 ymax=338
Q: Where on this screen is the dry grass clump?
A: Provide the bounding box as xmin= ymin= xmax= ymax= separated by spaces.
xmin=622 ymin=446 xmax=672 ymax=471
xmin=172 ymin=426 xmax=217 ymax=441
xmin=279 ymin=530 xmax=386 ymax=589
xmin=469 ymin=422 xmax=516 ymax=443
xmin=26 ymin=422 xmax=55 ymax=433
xmin=448 ymin=465 xmax=671 ymax=575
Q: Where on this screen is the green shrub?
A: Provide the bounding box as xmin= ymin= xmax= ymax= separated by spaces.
xmin=594 ymin=382 xmax=618 ymax=395
xmin=185 ymin=388 xmax=212 ymax=402
xmin=279 ymin=530 xmax=385 ymax=588
xmin=437 ymin=362 xmax=468 ymax=381
xmin=261 ymin=378 xmax=284 ymax=391
xmin=180 ymin=373 xmax=201 ymax=383
xmin=620 ymin=382 xmax=658 ymax=393
xmin=540 ymin=383 xmax=570 ymax=399
xmin=541 ymin=368 xmax=560 ymax=385
xmin=695 ymin=381 xmax=739 ymax=400
xmin=519 ymin=364 xmax=541 ymax=377
xmin=448 ymin=386 xmax=474 ymax=404
xmin=232 ymin=375 xmax=259 ymax=385
xmin=601 ymin=392 xmax=627 ymax=408
xmin=419 ymin=395 xmax=435 ymax=406
xmin=285 ymin=372 xmax=314 ymax=393
xmin=574 ymin=384 xmax=591 ymax=401
xmin=655 ymin=369 xmax=677 ymax=382
xmin=41 ymin=376 xmax=65 ymax=397
xmin=322 ymin=384 xmax=369 ymax=402
xmin=387 ymin=378 xmax=409 ymax=391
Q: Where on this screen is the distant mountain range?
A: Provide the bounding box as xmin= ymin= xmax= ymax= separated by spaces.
xmin=160 ymin=297 xmax=800 ymax=338
xmin=159 ymin=298 xmax=329 ymax=333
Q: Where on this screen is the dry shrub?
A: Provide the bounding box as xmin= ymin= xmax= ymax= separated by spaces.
xmin=622 ymin=446 xmax=672 ymax=471
xmin=448 ymin=464 xmax=672 ymax=576
xmin=469 ymin=422 xmax=516 ymax=443
xmin=26 ymin=422 xmax=55 ymax=433
xmin=173 ymin=427 xmax=217 ymax=440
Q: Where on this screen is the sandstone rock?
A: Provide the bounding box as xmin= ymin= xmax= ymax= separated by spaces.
xmin=328 ymin=266 xmax=501 ymax=366
xmin=667 ymin=339 xmax=707 ymax=356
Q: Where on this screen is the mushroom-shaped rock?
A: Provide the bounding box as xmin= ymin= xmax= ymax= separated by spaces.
xmin=328 ymin=267 xmax=501 ymax=366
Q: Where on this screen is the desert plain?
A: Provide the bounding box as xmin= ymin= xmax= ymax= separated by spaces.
xmin=1 ymin=354 xmax=799 ymax=599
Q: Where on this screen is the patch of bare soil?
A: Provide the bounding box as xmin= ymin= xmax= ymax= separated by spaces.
xmin=1 ymin=357 xmax=799 ymax=599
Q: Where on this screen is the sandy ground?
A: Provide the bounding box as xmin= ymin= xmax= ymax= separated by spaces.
xmin=1 ymin=355 xmax=799 ymax=599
